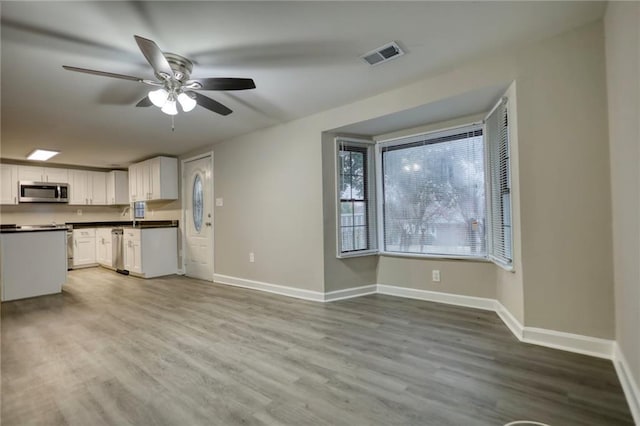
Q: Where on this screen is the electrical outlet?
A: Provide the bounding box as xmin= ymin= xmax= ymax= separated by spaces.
xmin=77 ymin=209 xmax=83 ymax=216
xmin=216 ymin=198 xmax=224 ymax=207
xmin=432 ymin=270 xmax=441 ymax=282
xmin=249 ymin=252 xmax=255 ymax=263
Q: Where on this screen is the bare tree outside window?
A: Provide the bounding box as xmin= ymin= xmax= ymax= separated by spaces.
xmin=382 ymin=130 xmax=485 ymax=256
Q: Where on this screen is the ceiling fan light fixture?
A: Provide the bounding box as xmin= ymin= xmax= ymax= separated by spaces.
xmin=161 ymin=99 xmax=178 ymax=115
xmin=177 ymin=92 xmax=197 ymax=112
xmin=148 ymin=88 xmax=169 ymax=107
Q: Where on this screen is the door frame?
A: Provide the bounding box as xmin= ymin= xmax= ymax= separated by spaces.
xmin=181 ymin=151 xmax=215 ymax=280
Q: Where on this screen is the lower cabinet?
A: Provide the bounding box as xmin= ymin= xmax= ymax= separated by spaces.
xmin=95 ymin=228 xmax=113 ymax=268
xmin=72 ymin=228 xmax=96 ymax=268
xmin=123 ymin=227 xmax=177 ymax=278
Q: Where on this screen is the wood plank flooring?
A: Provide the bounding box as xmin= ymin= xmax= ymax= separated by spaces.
xmin=1 ymin=268 xmax=633 ymax=425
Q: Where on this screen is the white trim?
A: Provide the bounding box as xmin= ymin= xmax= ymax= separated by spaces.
xmin=213 ymin=273 xmax=325 ymax=302
xmin=181 ymin=152 xmax=215 ymax=282
xmin=521 ymin=327 xmax=614 ymax=360
xmin=376 ymin=120 xmax=483 ymax=146
xmin=494 ymin=301 xmax=524 ymax=340
xmin=379 ymin=251 xmax=490 ymax=262
xmin=324 ymin=284 xmax=378 ymax=302
xmin=613 ymin=343 xmax=640 ymax=425
xmin=376 ymin=284 xmax=496 ymax=311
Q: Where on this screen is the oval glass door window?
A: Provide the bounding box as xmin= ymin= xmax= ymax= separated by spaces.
xmin=192 ymin=174 xmax=203 ymax=232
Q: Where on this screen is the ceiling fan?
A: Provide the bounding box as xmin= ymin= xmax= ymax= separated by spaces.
xmin=63 ymin=35 xmax=256 ymax=116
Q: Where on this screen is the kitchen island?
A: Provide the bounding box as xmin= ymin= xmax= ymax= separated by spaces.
xmin=0 ymin=226 xmax=67 ymax=301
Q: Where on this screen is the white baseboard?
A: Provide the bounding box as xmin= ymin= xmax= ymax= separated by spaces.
xmin=324 ymin=284 xmax=377 ymax=302
xmin=212 ymin=273 xmax=325 ymax=302
xmin=376 ymin=284 xmax=496 ymax=311
xmin=494 ymin=301 xmax=524 ymax=340
xmin=521 ymin=327 xmax=614 ymax=360
xmin=613 ymin=343 xmax=640 ymax=425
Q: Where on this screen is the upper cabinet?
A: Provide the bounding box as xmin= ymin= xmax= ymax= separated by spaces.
xmin=1 ymin=163 xmax=129 ymax=206
xmin=106 ymin=170 xmax=129 ymax=205
xmin=69 ymin=170 xmax=108 ymax=205
xmin=17 ymin=166 xmax=68 ymax=183
xmin=129 ymin=156 xmax=178 ymax=202
xmin=0 ymin=164 xmax=18 ymax=205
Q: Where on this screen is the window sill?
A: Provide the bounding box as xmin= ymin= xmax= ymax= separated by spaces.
xmin=336 ymin=249 xmax=379 ymax=259
xmin=379 ymin=251 xmax=490 ymax=263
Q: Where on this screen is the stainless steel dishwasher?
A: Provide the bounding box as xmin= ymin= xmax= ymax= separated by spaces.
xmin=111 ymin=228 xmax=127 ymax=274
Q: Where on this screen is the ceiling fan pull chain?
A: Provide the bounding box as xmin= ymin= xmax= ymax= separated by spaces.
xmin=171 ymin=115 xmax=175 ymax=132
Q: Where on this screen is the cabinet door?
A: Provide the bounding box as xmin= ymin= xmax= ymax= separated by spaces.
xmin=0 ymin=164 xmax=18 ymax=205
xmin=90 ymin=172 xmax=107 ymax=205
xmin=69 ymin=170 xmax=88 ymax=205
xmin=123 ymin=238 xmax=134 ymax=270
xmin=106 ymin=173 xmax=115 ymax=205
xmin=149 ymin=158 xmax=162 ymax=200
xmin=132 ymin=240 xmax=142 ymax=274
xmin=73 ymin=236 xmax=96 ymax=266
xmin=103 ymin=239 xmax=113 ymax=268
xmin=128 ymin=164 xmax=137 ymax=202
xmin=95 ymin=235 xmax=105 ymax=264
xmin=112 ymin=171 xmax=129 ymax=205
xmin=137 ymin=163 xmax=146 ymax=202
xmin=44 ymin=168 xmax=69 ymax=183
xmin=18 ymin=165 xmax=43 ymax=182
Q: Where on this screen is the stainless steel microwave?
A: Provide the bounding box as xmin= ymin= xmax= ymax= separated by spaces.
xmin=19 ymin=181 xmax=69 ymax=203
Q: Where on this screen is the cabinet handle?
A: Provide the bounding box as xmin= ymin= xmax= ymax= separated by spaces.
xmin=85 ymin=198 xmax=88 ymax=204
xmin=14 ymin=196 xmax=16 ymax=204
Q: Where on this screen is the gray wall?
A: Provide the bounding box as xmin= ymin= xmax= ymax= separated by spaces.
xmin=516 ymin=21 xmax=613 ymax=338
xmin=202 ymin=19 xmax=613 ymax=340
xmin=605 ymin=0 xmax=640 ymax=402
xmin=321 ymin=132 xmax=378 ymax=293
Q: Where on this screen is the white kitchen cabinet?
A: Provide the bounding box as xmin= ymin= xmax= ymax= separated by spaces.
xmin=69 ymin=170 xmax=107 ymax=205
xmin=96 ymin=228 xmax=113 ymax=268
xmin=72 ymin=228 xmax=96 ymax=268
xmin=44 ymin=168 xmax=69 ymax=183
xmin=128 ymin=164 xmax=138 ymax=202
xmin=106 ymin=170 xmax=129 ymax=205
xmin=0 ymin=164 xmax=18 ymax=205
xmin=128 ymin=156 xmax=178 ymax=202
xmin=69 ymin=170 xmax=88 ymax=204
xmin=123 ymin=227 xmax=177 ymax=278
xmin=90 ymin=171 xmax=107 ymax=205
xmin=123 ymin=228 xmax=142 ymax=274
xmin=17 ymin=166 xmax=68 ymax=183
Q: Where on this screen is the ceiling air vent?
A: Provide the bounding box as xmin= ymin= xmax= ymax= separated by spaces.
xmin=361 ymin=41 xmax=405 ymax=66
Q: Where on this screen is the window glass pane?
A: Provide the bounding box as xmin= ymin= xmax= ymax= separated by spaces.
xmin=192 ymin=174 xmax=203 ymax=232
xmin=341 ymin=227 xmax=354 ymax=252
xmin=382 ymin=131 xmax=485 ymax=256
xmin=337 ymin=142 xmax=374 ymax=255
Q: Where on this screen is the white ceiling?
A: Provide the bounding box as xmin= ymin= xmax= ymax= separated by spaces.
xmin=1 ymin=1 xmax=605 ymax=168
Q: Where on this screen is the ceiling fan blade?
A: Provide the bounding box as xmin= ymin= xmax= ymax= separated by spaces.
xmin=134 ymin=35 xmax=174 ymax=80
xmin=62 ymin=65 xmax=144 ymax=82
xmin=135 ymin=96 xmax=153 ymax=107
xmin=187 ymin=78 xmax=256 ymax=91
xmin=192 ymin=92 xmax=232 ymax=116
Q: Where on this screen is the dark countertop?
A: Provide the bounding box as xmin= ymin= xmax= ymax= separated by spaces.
xmin=1 ymin=225 xmax=69 ymax=234
xmin=1 ymin=220 xmax=179 ymax=233
xmin=68 ymin=220 xmax=178 ymax=229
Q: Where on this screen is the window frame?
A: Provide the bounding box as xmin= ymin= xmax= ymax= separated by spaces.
xmin=484 ymin=98 xmax=515 ymax=271
xmin=375 ymin=122 xmax=489 ymax=261
xmin=335 ymin=137 xmax=378 ymax=258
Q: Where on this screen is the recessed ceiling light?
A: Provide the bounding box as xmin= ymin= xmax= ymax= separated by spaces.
xmin=27 ymin=149 xmax=60 ymax=161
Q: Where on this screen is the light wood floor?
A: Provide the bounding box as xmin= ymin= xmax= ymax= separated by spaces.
xmin=1 ymin=268 xmax=633 ymax=425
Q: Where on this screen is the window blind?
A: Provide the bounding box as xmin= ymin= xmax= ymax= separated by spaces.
xmin=381 ymin=125 xmax=486 ymax=257
xmin=485 ymin=99 xmax=513 ymax=266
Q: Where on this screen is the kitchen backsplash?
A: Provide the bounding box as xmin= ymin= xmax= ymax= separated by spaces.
xmin=0 ymin=201 xmax=181 ymax=225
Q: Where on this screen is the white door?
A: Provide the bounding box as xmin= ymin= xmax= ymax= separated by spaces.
xmin=183 ymin=156 xmax=213 ymax=280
